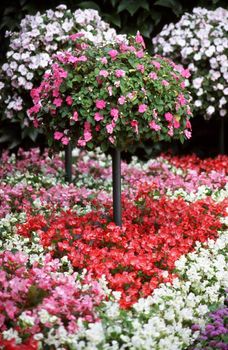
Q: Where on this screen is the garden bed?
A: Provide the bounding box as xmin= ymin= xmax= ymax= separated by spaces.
xmin=0 ymin=148 xmax=227 ymax=349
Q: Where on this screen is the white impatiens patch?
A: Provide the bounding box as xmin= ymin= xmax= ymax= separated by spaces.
xmin=153 ymin=7 xmax=228 ymax=119
xmin=0 ymin=4 xmax=126 ymax=126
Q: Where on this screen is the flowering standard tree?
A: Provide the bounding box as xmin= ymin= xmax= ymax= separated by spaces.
xmin=0 ymin=4 xmax=126 ymax=147
xmin=152 ymin=7 xmax=228 ymax=153
xmin=153 ymin=7 xmax=228 ymax=121
xmin=29 ymin=32 xmax=192 ymax=225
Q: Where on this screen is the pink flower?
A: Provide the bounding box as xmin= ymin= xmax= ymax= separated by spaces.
xmin=54 ymin=131 xmax=63 ymax=140
xmin=149 ymin=72 xmax=157 ymax=80
xmin=162 ymin=80 xmax=169 ymax=86
xmin=69 ymin=33 xmax=84 ymax=41
xmin=72 ymin=111 xmax=78 ymax=121
xmin=101 ymin=57 xmax=108 ymax=64
xmin=181 ymin=68 xmax=191 ymax=78
xmin=135 ymin=31 xmax=145 ymax=48
xmin=78 ymin=55 xmax=87 ymax=62
xmin=109 ymin=136 xmax=115 ymax=144
xmin=136 ymin=50 xmax=145 ymax=58
xmin=186 ymin=120 xmax=192 ymax=129
xmin=110 ymin=108 xmax=119 ymax=118
xmin=184 ymin=129 xmax=192 ymax=139
xmin=78 ymin=138 xmax=86 ymax=147
xmin=61 ymin=137 xmax=69 ymax=145
xmin=96 ymin=100 xmax=106 ymax=110
xmin=152 ymin=61 xmax=161 ymax=69
xmin=149 ymin=121 xmax=161 ymax=131
xmin=53 ymin=98 xmax=63 ymax=107
xmin=187 ymin=106 xmax=192 ymax=115
xmin=137 ymin=64 xmax=145 ymax=73
xmin=180 ymin=81 xmax=185 ymax=89
xmin=84 ymin=121 xmax=91 ymax=131
xmin=153 ymin=109 xmax=158 ymax=118
xmin=108 ymin=50 xmax=118 ymax=59
xmin=178 ymin=93 xmax=186 ymax=106
xmin=33 ymin=119 xmax=39 ymax=128
xmin=114 ymin=81 xmax=120 ymax=88
xmin=127 ymin=92 xmax=134 ymax=100
xmin=173 ymin=118 xmax=180 ymax=129
xmin=66 ymin=96 xmax=73 ymax=105
xmin=168 ymin=126 xmax=174 ymax=137
xmin=165 ymin=112 xmax=173 ymax=122
xmin=84 ymin=131 xmax=92 ymax=142
xmin=115 ymin=69 xmax=125 ymax=78
xmin=94 ymin=112 xmax=103 ymax=121
xmin=99 ymin=70 xmax=109 ymax=77
xmin=138 ymin=104 xmax=147 ymax=113
xmin=106 ymin=123 xmax=114 ymax=134
xmin=118 ymin=96 xmax=126 ymax=105
xmin=131 ymin=120 xmax=139 ymax=134
xmin=108 ymin=86 xmax=113 ymax=96
xmin=5 ymin=300 xmax=17 ymax=319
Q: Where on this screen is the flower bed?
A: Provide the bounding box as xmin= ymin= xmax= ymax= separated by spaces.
xmin=0 ymin=149 xmax=227 ymax=349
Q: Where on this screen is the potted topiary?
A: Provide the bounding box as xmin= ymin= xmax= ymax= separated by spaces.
xmin=152 ymin=7 xmax=228 ymax=153
xmin=29 ymin=32 xmax=192 ymax=226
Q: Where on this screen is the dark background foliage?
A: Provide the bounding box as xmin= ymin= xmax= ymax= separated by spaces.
xmin=0 ymin=0 xmax=227 ymax=156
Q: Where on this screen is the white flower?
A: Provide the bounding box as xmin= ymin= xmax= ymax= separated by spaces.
xmin=194 ymin=100 xmax=202 ymax=107
xmin=207 ymin=105 xmax=215 ymax=115
xmin=192 ymin=77 xmax=204 ymax=89
xmin=193 ymin=53 xmax=202 ymax=61
xmin=220 ymin=109 xmax=227 ymax=116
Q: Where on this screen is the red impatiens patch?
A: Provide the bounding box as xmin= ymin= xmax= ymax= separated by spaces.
xmin=163 ymin=154 xmax=228 ymax=173
xmin=17 ymin=189 xmax=227 ymax=308
xmin=0 ymin=337 xmax=38 ymax=350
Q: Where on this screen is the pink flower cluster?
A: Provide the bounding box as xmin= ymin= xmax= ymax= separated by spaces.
xmin=0 ymin=250 xmax=105 ymax=341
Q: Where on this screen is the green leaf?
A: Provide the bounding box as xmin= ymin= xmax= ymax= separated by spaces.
xmin=154 ymin=0 xmax=183 ymax=15
xmin=138 ymin=21 xmax=153 ymax=38
xmin=117 ymin=0 xmax=149 ymax=16
xmin=110 ymin=0 xmax=119 ymax=6
xmin=8 ymin=139 xmax=21 ymax=150
xmin=150 ymin=10 xmax=162 ymax=25
xmin=103 ymin=13 xmax=121 ymax=28
xmin=77 ymin=1 xmax=101 ymax=11
xmin=87 ymin=142 xmax=94 ymax=149
xmin=0 ymin=134 xmax=12 ymax=143
xmin=3 ymin=6 xmax=16 ymax=15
